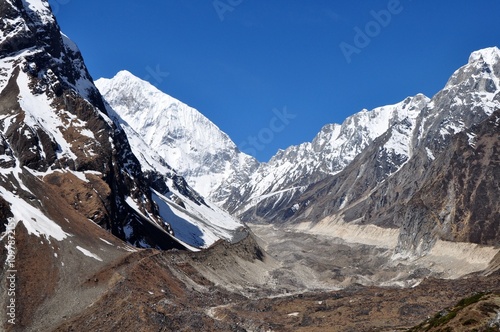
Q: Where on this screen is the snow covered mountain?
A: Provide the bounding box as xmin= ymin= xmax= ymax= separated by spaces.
xmin=95 ymin=71 xmax=259 ymax=208
xmin=95 ymin=71 xmax=429 ymax=217
xmin=1 ymin=2 xmax=499 ymax=330
xmin=219 ymin=47 xmax=500 ymax=227
xmin=0 ymin=0 xmax=245 ymax=251
xmin=232 ymin=94 xmax=430 ymax=218
xmin=96 ymin=45 xmax=499 ymax=258
xmin=266 ymin=46 xmax=500 ymax=256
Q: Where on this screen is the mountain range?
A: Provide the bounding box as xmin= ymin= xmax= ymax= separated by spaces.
xmin=0 ymin=0 xmax=499 ymax=331
xmin=98 ymin=46 xmax=499 ymax=258
xmin=0 ymin=0 xmax=246 ymax=252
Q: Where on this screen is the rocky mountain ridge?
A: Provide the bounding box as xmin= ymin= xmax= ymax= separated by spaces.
xmin=0 ymin=0 xmax=245 ymax=251
xmin=263 ymin=46 xmax=500 ymax=258
xmin=233 ymin=93 xmax=430 ymax=218
xmin=1 ymin=2 xmax=499 ymax=331
xmin=97 ymin=71 xmax=431 ymax=217
xmin=95 ymin=71 xmax=260 ymax=207
xmin=98 ymin=45 xmax=500 ymax=260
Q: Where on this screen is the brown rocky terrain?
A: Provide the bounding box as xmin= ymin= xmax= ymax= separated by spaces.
xmin=409 ymin=292 xmax=500 ymax=332
xmin=2 ymin=219 xmax=499 ymax=331
xmin=1 ymin=1 xmax=499 ymax=331
xmin=396 ymin=110 xmax=500 ymax=256
xmin=4 ymin=231 xmax=499 ymax=332
xmin=0 ymin=0 xmax=185 ymax=250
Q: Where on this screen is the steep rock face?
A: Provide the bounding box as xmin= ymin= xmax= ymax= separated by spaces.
xmin=364 ymin=47 xmax=500 ymax=236
xmin=237 ymin=94 xmax=429 ymax=222
xmin=346 ymin=48 xmax=500 ymax=231
xmin=0 ymin=0 xmax=246 ymax=251
xmin=269 ymin=47 xmax=500 ymax=256
xmin=95 ymin=71 xmax=260 ymax=208
xmin=0 ymin=0 xmax=192 ymax=249
xmin=415 ymin=47 xmax=500 ymax=155
xmin=396 ymin=110 xmax=500 ymax=256
xmin=96 ymin=72 xmax=433 ymax=220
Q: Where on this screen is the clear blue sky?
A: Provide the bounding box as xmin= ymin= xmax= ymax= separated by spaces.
xmin=48 ymin=0 xmax=500 ymax=161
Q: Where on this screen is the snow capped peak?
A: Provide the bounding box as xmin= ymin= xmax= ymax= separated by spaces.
xmin=0 ymin=0 xmax=247 ymax=251
xmin=19 ymin=0 xmax=55 ymax=24
xmin=114 ymin=69 xmax=136 ymax=78
xmin=310 ymin=94 xmax=428 ymax=153
xmin=96 ymin=70 xmax=159 ymax=98
xmin=229 ymin=94 xmax=430 ymax=217
xmin=468 ymin=46 xmax=500 ymax=65
xmin=444 ymin=47 xmax=500 ymax=95
xmin=96 ymin=71 xmax=259 ymax=203
xmin=96 ymin=71 xmax=241 ymax=159
xmin=100 ymin=69 xmax=155 ymax=91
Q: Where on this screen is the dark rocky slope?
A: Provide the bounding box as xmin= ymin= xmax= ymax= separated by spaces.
xmin=256 ymin=49 xmax=500 ymax=257
xmin=0 ymin=0 xmax=184 ymax=249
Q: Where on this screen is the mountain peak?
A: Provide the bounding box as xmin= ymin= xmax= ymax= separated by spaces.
xmin=96 ymin=70 xmax=180 ymax=112
xmin=468 ymin=46 xmax=500 ymax=65
xmin=98 ymin=70 xmax=154 ymax=91
xmin=1 ymin=0 xmax=53 ymax=54
xmin=113 ymin=69 xmax=147 ymax=84
xmin=22 ymin=0 xmax=54 ymax=22
xmin=443 ymin=46 xmax=500 ymax=94
xmin=96 ymin=71 xmax=259 ymax=203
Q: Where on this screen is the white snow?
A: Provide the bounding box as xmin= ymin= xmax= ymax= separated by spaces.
xmin=96 ymin=71 xmax=433 ymax=216
xmin=123 ymin=197 xmax=200 ymax=250
xmin=445 ymin=47 xmax=500 ymax=117
xmin=79 ymin=128 xmax=95 ymax=139
xmin=120 ymin=245 xmax=138 ymax=253
xmin=118 ymin=145 xmax=244 ymax=248
xmin=21 ymin=0 xmax=54 ymax=24
xmin=95 ymin=75 xmax=247 ymax=248
xmin=125 ymin=197 xmax=149 ymax=220
xmin=0 ymin=187 xmax=70 ymax=242
xmin=466 ymin=132 xmax=477 ymax=147
xmin=153 ymin=188 xmax=243 ymax=248
xmin=426 ymin=148 xmax=435 ymax=160
xmin=76 ymin=246 xmax=103 ymax=262
xmin=234 ymin=95 xmax=429 ymax=215
xmin=95 ymin=71 xmax=259 ymax=201
xmin=468 ymin=46 xmax=500 ymax=66
xmin=99 ymin=238 xmax=113 ymax=246
xmin=17 ymin=71 xmax=78 ymax=161
xmin=384 ymin=124 xmax=412 ymax=157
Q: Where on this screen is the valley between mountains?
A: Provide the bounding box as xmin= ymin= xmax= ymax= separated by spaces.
xmin=0 ymin=0 xmax=499 ymax=331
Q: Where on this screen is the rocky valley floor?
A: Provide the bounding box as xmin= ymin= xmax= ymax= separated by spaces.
xmin=6 ymin=222 xmax=498 ymax=332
